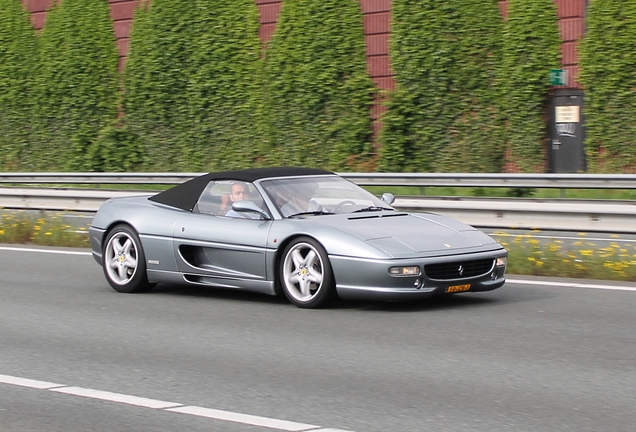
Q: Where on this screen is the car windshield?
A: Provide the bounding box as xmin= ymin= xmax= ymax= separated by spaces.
xmin=260 ymin=175 xmax=393 ymax=218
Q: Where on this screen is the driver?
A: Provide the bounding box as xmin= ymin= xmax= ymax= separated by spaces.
xmin=280 ymin=181 xmax=324 ymax=217
xmin=225 ymin=182 xmax=260 ymax=219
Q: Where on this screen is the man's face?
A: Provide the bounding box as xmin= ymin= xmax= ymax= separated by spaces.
xmin=230 ymin=183 xmax=249 ymax=202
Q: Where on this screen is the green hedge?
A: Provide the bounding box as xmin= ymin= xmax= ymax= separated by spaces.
xmin=261 ymin=0 xmax=375 ymax=171
xmin=124 ymin=0 xmax=262 ymax=172
xmin=185 ymin=0 xmax=263 ymax=171
xmin=3 ymin=1 xmax=635 ymax=174
xmin=32 ymin=0 xmax=119 ymax=171
xmin=379 ymin=0 xmax=504 ymax=173
xmin=0 ymin=0 xmax=37 ymax=170
xmin=123 ymin=0 xmax=197 ymax=171
xmin=500 ymin=0 xmax=561 ymax=172
xmin=579 ymin=0 xmax=636 ymax=172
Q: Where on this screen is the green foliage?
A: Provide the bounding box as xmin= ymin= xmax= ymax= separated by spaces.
xmin=0 ymin=0 xmax=37 ymax=170
xmin=123 ymin=0 xmax=197 ymax=171
xmin=32 ymin=0 xmax=119 ymax=171
xmin=261 ymin=0 xmax=375 ymax=170
xmin=505 ymin=187 xmax=536 ymax=198
xmin=124 ymin=0 xmax=262 ymax=171
xmin=379 ymin=0 xmax=504 ymax=173
xmin=186 ymin=0 xmax=263 ymax=171
xmin=579 ymin=0 xmax=636 ymax=172
xmin=500 ymin=0 xmax=561 ymax=172
xmin=87 ymin=119 xmax=144 ymax=172
xmin=3 ymin=0 xmax=634 ymax=175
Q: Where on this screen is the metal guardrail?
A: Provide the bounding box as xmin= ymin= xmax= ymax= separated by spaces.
xmin=396 ymin=197 xmax=636 ymax=234
xmin=343 ymin=172 xmax=636 ymax=189
xmin=0 ymin=172 xmax=200 ymax=185
xmin=1 ymin=173 xmax=635 ymax=233
xmin=2 ymin=172 xmax=636 ymax=188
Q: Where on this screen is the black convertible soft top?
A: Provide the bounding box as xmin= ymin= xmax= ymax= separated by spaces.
xmin=148 ymin=167 xmax=333 ymax=211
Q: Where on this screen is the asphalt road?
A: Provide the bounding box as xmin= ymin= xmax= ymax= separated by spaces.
xmin=1 ymin=245 xmax=635 ymax=432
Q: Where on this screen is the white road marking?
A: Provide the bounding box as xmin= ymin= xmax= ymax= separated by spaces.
xmin=0 ymin=373 xmax=353 ymax=431
xmin=506 ymin=278 xmax=636 ymax=292
xmin=307 ymin=430 xmax=353 ymax=432
xmin=307 ymin=430 xmax=354 ymax=432
xmin=50 ymin=387 xmax=182 ymax=409
xmin=0 ymin=374 xmax=64 ymax=389
xmin=0 ymin=246 xmax=92 ymax=256
xmin=167 ymin=406 xmax=319 ymax=431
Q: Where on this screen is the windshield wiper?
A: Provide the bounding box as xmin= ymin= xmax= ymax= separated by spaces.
xmin=352 ymin=206 xmax=394 ymax=213
xmin=288 ymin=210 xmax=334 ymax=218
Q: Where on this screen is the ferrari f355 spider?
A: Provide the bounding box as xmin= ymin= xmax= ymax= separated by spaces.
xmin=90 ymin=167 xmax=507 ymax=308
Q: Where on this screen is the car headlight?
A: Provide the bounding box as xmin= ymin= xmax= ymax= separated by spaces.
xmin=496 ymin=256 xmax=507 ymax=267
xmin=389 ymin=266 xmax=421 ymax=276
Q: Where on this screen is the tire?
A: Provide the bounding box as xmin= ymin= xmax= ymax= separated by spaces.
xmin=279 ymin=237 xmax=335 ymax=308
xmin=102 ymin=224 xmax=153 ymax=293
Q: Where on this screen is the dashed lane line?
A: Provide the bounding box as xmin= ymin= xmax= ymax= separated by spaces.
xmin=166 ymin=406 xmax=320 ymax=431
xmin=0 ymin=245 xmax=92 ymax=256
xmin=506 ymin=278 xmax=636 ymax=292
xmin=50 ymin=386 xmax=182 ymax=409
xmin=0 ymin=374 xmax=352 ymax=432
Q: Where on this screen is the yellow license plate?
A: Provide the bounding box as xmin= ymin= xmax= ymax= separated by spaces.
xmin=446 ymin=284 xmax=471 ymax=293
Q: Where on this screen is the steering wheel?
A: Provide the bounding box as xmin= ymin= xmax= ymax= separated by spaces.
xmin=330 ymin=200 xmax=356 ymax=213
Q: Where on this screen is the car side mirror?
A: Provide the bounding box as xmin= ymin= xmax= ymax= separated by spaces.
xmin=232 ymin=200 xmax=271 ymax=220
xmin=381 ymin=193 xmax=395 ymax=205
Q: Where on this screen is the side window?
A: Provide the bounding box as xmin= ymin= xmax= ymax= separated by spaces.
xmin=195 ymin=180 xmax=267 ymax=218
xmin=194 ymin=181 xmax=227 ymax=215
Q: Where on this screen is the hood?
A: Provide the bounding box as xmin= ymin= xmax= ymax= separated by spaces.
xmin=315 ymin=212 xmax=498 ymax=258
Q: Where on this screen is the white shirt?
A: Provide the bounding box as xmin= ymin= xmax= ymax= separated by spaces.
xmin=280 ymin=198 xmax=324 ymax=217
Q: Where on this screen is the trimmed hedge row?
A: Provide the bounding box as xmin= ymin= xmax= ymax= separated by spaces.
xmin=124 ymin=0 xmax=264 ymax=172
xmin=124 ymin=0 xmax=210 ymax=172
xmin=33 ymin=0 xmax=120 ymax=171
xmin=0 ymin=0 xmax=37 ymax=170
xmin=579 ymin=0 xmax=636 ymax=172
xmin=261 ymin=0 xmax=375 ymax=171
xmin=500 ymin=0 xmax=561 ymax=172
xmin=0 ymin=0 xmax=633 ymax=173
xmin=379 ymin=0 xmax=504 ymax=173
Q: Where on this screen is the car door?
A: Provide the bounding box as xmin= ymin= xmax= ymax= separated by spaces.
xmin=172 ymin=212 xmax=272 ymax=284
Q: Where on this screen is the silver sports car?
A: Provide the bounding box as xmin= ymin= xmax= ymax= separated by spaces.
xmin=89 ymin=167 xmax=507 ymax=308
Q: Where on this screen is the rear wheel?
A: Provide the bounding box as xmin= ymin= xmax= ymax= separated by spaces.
xmin=279 ymin=237 xmax=335 ymax=308
xmin=102 ymin=224 xmax=153 ymax=293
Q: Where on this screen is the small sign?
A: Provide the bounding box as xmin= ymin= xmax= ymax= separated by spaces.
xmin=549 ymin=69 xmax=568 ymax=86
xmin=555 ymin=105 xmax=579 ymax=123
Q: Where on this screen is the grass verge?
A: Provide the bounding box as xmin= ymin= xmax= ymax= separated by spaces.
xmin=492 ymin=231 xmax=636 ymax=282
xmin=0 ymin=210 xmax=90 ymax=248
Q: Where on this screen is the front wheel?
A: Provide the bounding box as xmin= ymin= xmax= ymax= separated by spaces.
xmin=102 ymin=224 xmax=153 ymax=293
xmin=279 ymin=237 xmax=335 ymax=308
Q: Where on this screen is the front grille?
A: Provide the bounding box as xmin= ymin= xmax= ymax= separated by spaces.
xmin=424 ymin=258 xmax=494 ymax=280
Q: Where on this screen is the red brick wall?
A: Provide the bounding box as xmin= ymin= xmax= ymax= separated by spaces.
xmin=22 ymin=0 xmax=584 ymax=85
xmin=108 ymin=0 xmax=140 ymax=72
xmin=255 ymin=0 xmax=281 ymax=43
xmin=555 ymin=0 xmax=586 ymax=88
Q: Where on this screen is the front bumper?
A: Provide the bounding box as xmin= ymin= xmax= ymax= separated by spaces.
xmin=330 ymin=250 xmax=507 ymax=301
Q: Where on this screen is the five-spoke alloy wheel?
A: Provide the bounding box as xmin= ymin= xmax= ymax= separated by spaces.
xmin=103 ymin=224 xmax=153 ymax=293
xmin=280 ymin=237 xmax=335 ymax=308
